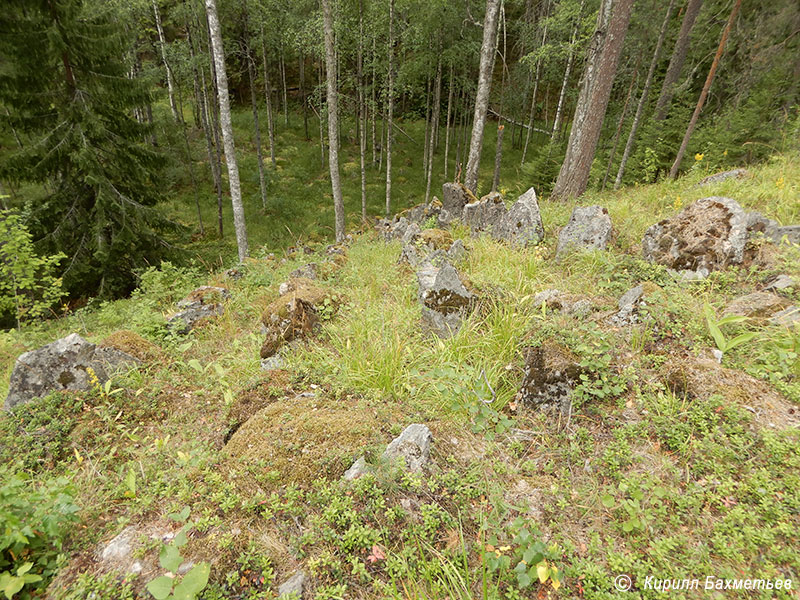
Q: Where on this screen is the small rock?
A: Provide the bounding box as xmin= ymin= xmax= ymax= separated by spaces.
xmin=769 ymin=306 xmax=800 ymax=326
xmin=462 ymin=192 xmax=507 ymax=234
xmin=416 ymin=261 xmax=474 ymax=338
xmin=401 ymin=222 xmax=422 ymax=246
xmin=609 ymin=285 xmax=645 ymax=326
xmin=4 ymin=334 xmax=139 ymax=410
xmin=517 ymin=342 xmax=581 ymax=411
xmin=697 ymin=168 xmax=748 ymax=187
xmin=261 ymin=278 xmax=333 ymax=358
xmin=383 ymin=424 xmax=432 ymax=472
xmin=764 ymin=274 xmax=796 ymax=292
xmin=289 ymin=263 xmax=319 ymax=281
xmin=493 ymin=187 xmax=544 ymax=246
xmin=723 ymin=292 xmax=787 ymax=319
xmin=168 ymin=286 xmax=230 ymax=334
xmin=342 ymin=456 xmax=369 ymax=481
xmin=556 ymin=206 xmax=613 ymax=258
xmin=711 ymin=349 xmax=724 ymax=364
xmin=278 ymin=571 xmax=309 ymax=599
xmin=532 ymin=289 xmax=562 ymax=308
xmin=446 ymin=239 xmax=467 ymax=262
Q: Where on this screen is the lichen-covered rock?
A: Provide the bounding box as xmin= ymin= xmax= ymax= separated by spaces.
xmin=642 ymin=197 xmax=748 ymax=273
xmin=441 ymin=183 xmax=477 ymax=224
xmin=278 ymin=571 xmax=309 ymax=599
xmin=532 ymin=289 xmax=594 ymax=317
xmin=260 ymin=278 xmax=332 ymax=358
xmin=290 ymin=263 xmax=319 ymax=280
xmin=493 ymin=187 xmax=544 ymax=246
xmin=764 ymin=274 xmax=796 ymax=292
xmin=462 ymin=192 xmax=507 ymax=234
xmin=723 ymin=292 xmax=788 ymax=319
xmin=98 ymin=330 xmax=161 ymax=362
xmin=344 ymin=424 xmax=433 ymax=480
xmin=770 ymin=306 xmax=800 ymax=326
xmin=416 ymin=261 xmax=474 ymax=338
xmin=167 ymin=286 xmax=230 ymax=334
xmin=4 ymin=333 xmax=139 ymax=411
xmin=556 ymin=205 xmax=613 ymax=258
xmin=609 ymin=285 xmax=646 ymax=326
xmin=420 ymin=228 xmax=454 ymax=250
xmin=516 ymin=342 xmax=582 ymax=411
xmin=697 ymin=168 xmax=748 ymax=187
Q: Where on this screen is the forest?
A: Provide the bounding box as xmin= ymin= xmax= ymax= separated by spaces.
xmin=0 ymin=0 xmax=799 ymax=599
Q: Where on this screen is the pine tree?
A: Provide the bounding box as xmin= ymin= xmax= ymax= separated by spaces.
xmin=0 ymin=0 xmax=176 ymax=297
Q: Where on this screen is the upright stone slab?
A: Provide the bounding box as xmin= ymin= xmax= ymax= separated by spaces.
xmin=462 ymin=192 xmax=507 ymax=234
xmin=556 ymin=206 xmax=613 ymax=258
xmin=440 ymin=183 xmax=476 ymax=225
xmin=493 ymin=187 xmax=544 ymax=246
xmin=416 ymin=261 xmax=474 ymax=338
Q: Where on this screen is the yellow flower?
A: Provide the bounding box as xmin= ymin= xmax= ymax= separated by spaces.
xmin=673 ymin=195 xmax=682 ymax=210
xmin=776 ymin=176 xmax=785 ymax=190
xmin=694 ymin=153 xmax=704 ymax=161
xmin=723 ymin=149 xmax=728 ymax=156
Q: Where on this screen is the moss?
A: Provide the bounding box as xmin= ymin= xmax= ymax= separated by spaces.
xmin=223 ymin=396 xmax=385 ymax=487
xmin=98 ymin=330 xmax=162 ymax=362
xmin=420 ymin=229 xmax=454 ymax=250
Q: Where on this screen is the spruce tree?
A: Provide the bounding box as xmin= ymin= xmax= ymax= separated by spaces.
xmin=0 ymin=0 xmax=176 ymax=298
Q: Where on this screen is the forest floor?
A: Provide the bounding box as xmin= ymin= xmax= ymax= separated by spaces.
xmin=1 ymin=118 xmax=799 ymax=600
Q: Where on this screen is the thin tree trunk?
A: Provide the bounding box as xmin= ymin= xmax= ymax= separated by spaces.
xmin=205 ymin=0 xmax=249 ymax=260
xmin=371 ymin=34 xmax=377 ymax=166
xmin=280 ymin=43 xmax=289 ymax=127
xmin=153 ymin=0 xmax=180 ymax=122
xmin=670 ymin=0 xmax=741 ymax=179
xmin=602 ymin=64 xmax=638 ymax=190
xmin=443 ymin=63 xmax=454 ymax=180
xmin=260 ymin=31 xmax=277 ymax=167
xmin=318 ymin=62 xmax=325 ymax=168
xmin=654 ymin=0 xmax=704 ymax=121
xmin=491 ymin=124 xmax=504 ymax=192
xmin=385 ymin=0 xmax=395 ymax=216
xmin=425 ymin=53 xmax=443 ymax=203
xmin=204 ymin=12 xmax=226 ymax=235
xmin=358 ymin=0 xmax=367 ymax=221
xmin=551 ymin=0 xmax=634 ymax=201
xmin=521 ymin=1 xmax=549 ymax=165
xmin=321 ymin=0 xmax=345 ymax=241
xmin=422 ymin=74 xmax=432 ymax=176
xmin=464 ymin=0 xmax=502 ymax=195
xmin=300 ymin=52 xmax=309 ymax=140
xmin=199 ymin=65 xmax=224 ymax=237
xmin=551 ymin=0 xmax=584 ymax=142
xmin=615 ymin=0 xmax=675 ymax=188
xmin=246 ymin=44 xmax=268 ymax=210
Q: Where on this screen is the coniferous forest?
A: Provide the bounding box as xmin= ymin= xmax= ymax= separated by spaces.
xmin=1 ymin=0 xmax=799 ymax=598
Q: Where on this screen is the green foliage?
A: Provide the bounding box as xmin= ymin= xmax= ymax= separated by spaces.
xmin=146 ymin=509 xmax=210 ymax=600
xmin=703 ymin=303 xmax=758 ymax=356
xmin=0 ymin=470 xmax=79 ymax=599
xmin=0 ymin=210 xmax=66 ymax=328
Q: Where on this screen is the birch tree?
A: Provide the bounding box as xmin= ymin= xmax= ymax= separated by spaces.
xmin=205 ymin=0 xmax=249 ymax=261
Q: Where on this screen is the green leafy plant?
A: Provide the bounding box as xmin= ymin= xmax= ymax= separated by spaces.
xmin=145 ymin=508 xmax=210 ymax=600
xmin=0 ymin=209 xmax=66 ymax=328
xmin=0 ymin=470 xmax=79 ymax=600
xmin=703 ymin=303 xmax=758 ymax=356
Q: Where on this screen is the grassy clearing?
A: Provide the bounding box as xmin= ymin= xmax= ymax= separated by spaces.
xmin=1 ymin=136 xmax=799 ymax=599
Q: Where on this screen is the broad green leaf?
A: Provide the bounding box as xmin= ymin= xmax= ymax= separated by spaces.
xmin=146 ymin=575 xmax=174 ymax=600
xmin=601 ymin=493 xmax=615 ymax=508
xmin=172 ymin=563 xmax=210 ymax=600
xmin=173 ymin=530 xmax=188 ymax=548
xmin=159 ymin=544 xmax=183 ymax=573
xmin=187 ymin=359 xmax=203 ymax=373
xmin=16 ymin=563 xmax=33 ymax=576
xmin=537 ymin=560 xmax=549 ymax=583
xmin=168 ymin=506 xmax=191 ymax=522
xmin=727 ymin=332 xmax=758 ymax=350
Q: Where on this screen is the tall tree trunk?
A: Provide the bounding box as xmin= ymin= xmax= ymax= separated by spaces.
xmin=279 ymin=43 xmax=289 ymax=127
xmin=204 ymin=13 xmax=226 ymax=235
xmin=551 ymin=0 xmax=584 ymax=142
xmin=464 ymin=0 xmax=502 ymax=195
xmin=425 ymin=53 xmax=443 ymax=203
xmin=260 ymin=31 xmax=277 ymax=167
xmin=322 ymin=0 xmax=346 ymax=241
xmin=491 ymin=124 xmax=504 ymax=192
xmin=422 ymin=74 xmax=432 ymax=176
xmin=615 ymin=0 xmax=675 ymax=189
xmin=551 ymin=0 xmax=634 ymax=201
xmin=670 ymin=0 xmax=741 ymax=179
xmin=371 ymin=34 xmax=377 ymax=167
xmin=521 ymin=0 xmax=549 ymax=165
xmin=205 ymin=0 xmax=249 ymax=261
xmin=358 ymin=0 xmax=367 ymax=220
xmin=318 ymin=61 xmax=325 ymax=168
xmin=152 ymin=0 xmax=180 ymax=122
xmin=385 ymin=0 xmax=395 ymax=216
xmin=654 ymin=0 xmax=703 ymax=121
xmin=443 ymin=63 xmax=454 ymax=179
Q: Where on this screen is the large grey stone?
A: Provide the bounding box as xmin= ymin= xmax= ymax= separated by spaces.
xmin=441 ymin=183 xmax=476 ymax=224
xmin=493 ymin=187 xmax=544 ymax=246
xmin=462 ymin=192 xmax=507 ymax=234
xmin=642 ymin=197 xmax=748 ymax=273
xmin=556 ymin=206 xmax=613 ymax=258
xmin=4 ymin=334 xmax=139 ymax=410
xmin=697 ymin=168 xmax=748 ymax=187
xmin=344 ymin=424 xmax=433 ymax=480
xmin=416 ymin=262 xmax=473 ymax=337
xmin=723 ymin=292 xmax=787 ymax=319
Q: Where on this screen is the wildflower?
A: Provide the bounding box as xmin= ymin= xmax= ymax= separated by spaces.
xmin=776 ymin=176 xmax=785 ymax=190
xmin=694 ymin=153 xmax=704 ymax=161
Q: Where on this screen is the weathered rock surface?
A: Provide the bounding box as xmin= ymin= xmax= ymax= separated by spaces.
xmin=260 ymin=278 xmax=332 ymax=358
xmin=697 ymin=168 xmax=748 ymax=187
xmin=416 ymin=261 xmax=474 ymax=338
xmin=556 ymin=205 xmax=613 ymax=258
xmin=4 ymin=333 xmax=139 ymax=410
xmin=278 ymin=571 xmax=309 ymax=599
xmin=642 ymin=197 xmax=748 ymax=273
xmin=290 ymin=263 xmax=319 ymax=281
xmin=492 ymin=187 xmax=544 ymax=246
xmin=516 ymin=342 xmax=581 ymax=411
xmin=344 ymin=424 xmax=433 ymax=480
xmin=770 ymin=306 xmax=800 ymax=326
xmin=723 ymin=292 xmax=788 ymax=319
xmin=441 ymin=183 xmax=477 ymax=224
xmin=764 ymin=274 xmax=796 ymax=292
xmin=531 ymin=289 xmax=594 ymax=317
xmin=462 ymin=192 xmax=507 ymax=234
xmin=167 ymin=286 xmax=230 ymax=334
xmin=609 ymin=285 xmax=647 ymax=326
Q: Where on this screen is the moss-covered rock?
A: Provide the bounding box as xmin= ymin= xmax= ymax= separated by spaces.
xmin=98 ymin=330 xmax=162 ymax=362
